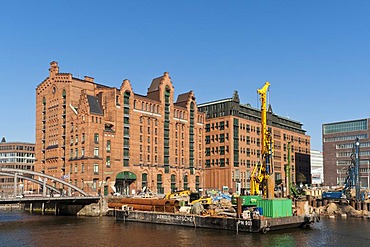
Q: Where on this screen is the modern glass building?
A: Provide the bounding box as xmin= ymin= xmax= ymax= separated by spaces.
xmin=0 ymin=137 xmax=35 ymax=195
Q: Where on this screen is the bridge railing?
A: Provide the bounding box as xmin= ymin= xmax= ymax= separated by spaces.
xmin=0 ymin=167 xmax=90 ymax=197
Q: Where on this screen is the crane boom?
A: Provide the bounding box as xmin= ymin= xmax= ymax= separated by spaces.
xmin=250 ymin=82 xmax=274 ymax=198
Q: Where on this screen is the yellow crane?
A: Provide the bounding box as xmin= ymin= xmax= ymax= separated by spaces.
xmin=250 ymin=82 xmax=275 ymax=198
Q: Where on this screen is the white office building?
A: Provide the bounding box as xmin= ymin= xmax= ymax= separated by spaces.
xmin=311 ymin=150 xmax=323 ymax=185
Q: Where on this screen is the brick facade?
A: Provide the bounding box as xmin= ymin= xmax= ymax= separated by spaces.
xmin=198 ymin=91 xmax=311 ymax=193
xmin=323 ymin=119 xmax=370 ymax=187
xmin=35 ymin=62 xmax=205 ymax=196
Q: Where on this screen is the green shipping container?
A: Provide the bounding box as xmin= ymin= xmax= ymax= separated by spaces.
xmin=257 ymin=199 xmax=293 ymax=218
xmin=231 ymin=195 xmax=262 ymax=206
xmin=241 ymin=195 xmax=262 ymax=206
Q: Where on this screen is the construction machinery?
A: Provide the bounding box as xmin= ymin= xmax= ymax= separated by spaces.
xmin=164 ymin=189 xmax=200 ymax=202
xmin=284 ymin=142 xmax=305 ymax=199
xmin=322 ymin=138 xmax=364 ymax=201
xmin=250 ymin=82 xmax=275 ymax=198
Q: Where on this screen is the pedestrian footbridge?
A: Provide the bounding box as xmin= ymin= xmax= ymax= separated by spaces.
xmin=0 ymin=167 xmax=100 ymax=214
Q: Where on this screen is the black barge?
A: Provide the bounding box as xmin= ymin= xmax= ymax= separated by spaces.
xmin=114 ymin=209 xmax=319 ymax=233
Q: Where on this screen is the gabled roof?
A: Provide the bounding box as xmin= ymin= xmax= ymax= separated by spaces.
xmin=175 ymin=91 xmax=193 ymax=108
xmin=148 ymin=76 xmax=163 ymax=94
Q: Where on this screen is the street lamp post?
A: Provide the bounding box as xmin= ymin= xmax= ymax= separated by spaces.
xmin=355 ymin=138 xmax=360 ymax=200
xmin=367 ymin=161 xmax=369 ymax=189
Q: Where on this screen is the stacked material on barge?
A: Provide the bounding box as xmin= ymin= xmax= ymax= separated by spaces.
xmin=108 ymin=198 xmax=180 ymax=213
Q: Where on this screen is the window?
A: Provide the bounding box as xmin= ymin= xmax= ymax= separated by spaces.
xmin=94 ymin=133 xmax=99 ymax=144
xmin=183 ymin=175 xmax=188 ymax=190
xmin=94 ymin=147 xmax=99 ymax=157
xmin=157 ymin=174 xmax=163 ymax=194
xmin=74 ymin=164 xmax=78 ymax=173
xmin=75 ymin=148 xmax=78 ymax=157
xmin=93 ymin=163 xmax=99 ymax=174
xmin=142 ymin=173 xmax=147 ymax=189
xmin=106 ymin=156 xmax=111 ymax=168
xmin=92 ymin=179 xmax=98 ymax=191
xmin=81 ymin=147 xmax=85 ymax=157
xmin=81 ymin=163 xmax=84 ymax=173
xmin=82 ymin=133 xmax=85 ymax=143
xmin=106 ymin=140 xmax=111 ymax=152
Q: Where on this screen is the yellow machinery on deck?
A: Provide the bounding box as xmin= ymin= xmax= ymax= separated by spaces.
xmin=250 ymin=82 xmax=275 ymax=199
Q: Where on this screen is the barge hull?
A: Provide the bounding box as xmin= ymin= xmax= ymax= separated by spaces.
xmin=115 ymin=210 xmax=317 ymax=233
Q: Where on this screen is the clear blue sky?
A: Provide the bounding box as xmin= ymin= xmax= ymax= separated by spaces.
xmin=1 ymin=1 xmax=370 ymax=151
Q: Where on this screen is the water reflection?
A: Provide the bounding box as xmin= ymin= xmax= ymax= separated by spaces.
xmin=0 ymin=211 xmax=370 ymax=247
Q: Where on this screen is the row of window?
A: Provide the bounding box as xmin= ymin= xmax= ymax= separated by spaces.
xmin=205 ymin=122 xmax=226 ymax=132
xmin=336 ymin=141 xmax=370 ymax=149
xmin=0 ymin=152 xmax=35 ymax=158
xmin=323 ymin=119 xmax=368 ymax=134
xmin=68 ymin=162 xmax=109 ymax=175
xmin=134 ymin=100 xmax=160 ymax=115
xmin=337 ymin=151 xmax=370 ymax=157
xmin=324 ymin=134 xmax=367 ymax=143
xmin=68 ymin=136 xmax=111 ymax=158
xmin=0 ymin=145 xmax=35 ymax=151
xmin=0 ymin=158 xmax=35 ymax=163
xmin=205 ymin=134 xmax=308 ymax=149
xmin=140 ymin=126 xmax=159 ymax=135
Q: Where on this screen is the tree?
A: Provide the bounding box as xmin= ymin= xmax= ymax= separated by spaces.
xmin=297 ymin=172 xmax=307 ymax=184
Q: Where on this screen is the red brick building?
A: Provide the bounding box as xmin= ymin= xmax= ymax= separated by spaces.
xmin=323 ymin=118 xmax=370 ymax=187
xmin=35 ymin=62 xmax=205 ymax=196
xmin=198 ymin=91 xmax=311 ymax=193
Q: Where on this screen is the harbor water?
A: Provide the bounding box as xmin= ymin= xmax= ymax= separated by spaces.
xmin=0 ymin=210 xmax=369 ymax=247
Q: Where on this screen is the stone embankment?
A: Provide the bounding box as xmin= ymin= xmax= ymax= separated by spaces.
xmin=77 ymin=197 xmax=109 ymax=217
xmin=314 ymin=201 xmax=370 ymax=218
